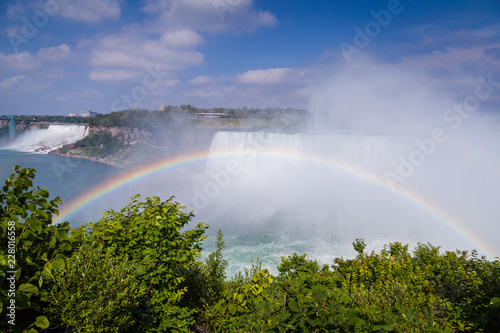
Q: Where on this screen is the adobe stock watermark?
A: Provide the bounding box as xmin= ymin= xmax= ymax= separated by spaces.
xmin=192 ymin=159 xmax=244 ymax=209
xmin=110 ymin=65 xmax=168 ymax=112
xmin=192 ymin=117 xmax=291 ymax=210
xmin=213 ymin=0 xmax=243 ymax=21
xmin=340 ymin=0 xmax=407 ymax=64
xmin=7 ymin=0 xmax=72 ymax=53
xmin=5 ymin=220 xmax=17 ymax=325
xmin=384 ymin=74 xmax=500 ymax=189
xmin=52 ymin=156 xmax=82 ymax=182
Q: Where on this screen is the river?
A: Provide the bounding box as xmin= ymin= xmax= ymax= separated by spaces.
xmin=0 ymin=149 xmax=119 ymax=226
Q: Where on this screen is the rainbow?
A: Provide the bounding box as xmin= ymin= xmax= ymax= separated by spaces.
xmin=54 ymin=148 xmax=498 ymax=259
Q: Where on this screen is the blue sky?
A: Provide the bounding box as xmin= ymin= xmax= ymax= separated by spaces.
xmin=0 ymin=0 xmax=499 ymax=115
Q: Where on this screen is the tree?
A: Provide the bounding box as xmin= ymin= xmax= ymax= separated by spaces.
xmin=0 ymin=166 xmax=72 ymax=332
xmin=51 ymin=195 xmax=208 ymax=332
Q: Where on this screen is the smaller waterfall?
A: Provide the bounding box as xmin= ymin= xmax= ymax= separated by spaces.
xmin=5 ymin=124 xmax=89 ymax=153
xmin=8 ymin=116 xmax=17 ymax=140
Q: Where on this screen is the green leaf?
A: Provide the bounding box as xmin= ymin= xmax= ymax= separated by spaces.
xmin=35 ymin=316 xmax=49 ymax=329
xmin=57 ymin=229 xmax=69 ymax=240
xmin=394 ymin=300 xmax=402 ymax=311
xmin=30 ymin=218 xmax=42 ymax=232
xmin=52 ymin=258 xmax=65 ymax=271
xmin=288 ymin=299 xmax=298 ymax=312
xmin=43 ymin=265 xmax=54 ymax=280
xmin=59 ymin=241 xmax=72 ymax=251
xmin=15 ymin=291 xmax=31 ymax=309
xmin=39 ymin=188 xmax=49 ymax=198
xmin=374 ymin=324 xmax=395 ymax=331
xmin=27 ymin=202 xmax=36 ymax=212
xmin=18 ymin=283 xmax=38 ymax=294
xmin=48 ymin=237 xmax=57 ymax=248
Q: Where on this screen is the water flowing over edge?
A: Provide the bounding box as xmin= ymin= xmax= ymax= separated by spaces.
xmin=3 ymin=125 xmax=89 ymax=154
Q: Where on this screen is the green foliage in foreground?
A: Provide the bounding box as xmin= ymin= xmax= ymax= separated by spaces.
xmin=205 ymin=244 xmax=500 ymax=333
xmin=48 ymin=195 xmax=208 ymax=332
xmin=1 ymin=167 xmax=499 ymax=332
xmin=0 ymin=166 xmax=72 ymax=332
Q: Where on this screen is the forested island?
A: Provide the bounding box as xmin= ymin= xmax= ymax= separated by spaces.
xmin=1 ymin=166 xmax=499 ymax=332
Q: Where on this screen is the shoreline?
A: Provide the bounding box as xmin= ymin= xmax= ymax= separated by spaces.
xmin=48 ymin=148 xmax=123 ymax=168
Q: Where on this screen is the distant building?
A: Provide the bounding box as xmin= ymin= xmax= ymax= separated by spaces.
xmin=80 ymin=110 xmax=97 ymax=117
xmin=69 ymin=111 xmax=97 ymax=117
xmin=195 ymin=113 xmax=229 ymax=118
xmin=159 ymin=105 xmax=165 ymax=111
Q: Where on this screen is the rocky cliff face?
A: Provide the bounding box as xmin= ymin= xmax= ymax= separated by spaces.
xmin=89 ymin=126 xmax=153 ymax=145
xmin=52 ymin=126 xmax=215 ymax=168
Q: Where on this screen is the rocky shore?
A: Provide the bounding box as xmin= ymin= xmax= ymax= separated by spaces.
xmin=50 ymin=125 xmax=216 ymax=168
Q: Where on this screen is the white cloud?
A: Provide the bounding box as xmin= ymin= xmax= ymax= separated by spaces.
xmin=87 ymin=31 xmax=204 ymax=81
xmin=186 ymin=85 xmax=235 ymax=98
xmin=469 ymin=24 xmax=500 ymax=39
xmin=37 ymin=44 xmax=72 ymax=62
xmin=257 ymin=10 xmax=277 ymax=26
xmin=399 ymin=43 xmax=500 ymax=94
xmin=162 ymin=79 xmax=179 ymax=87
xmin=0 ymin=45 xmax=72 ymax=71
xmin=0 ymin=52 xmax=39 ymax=71
xmin=59 ymin=0 xmax=121 ymax=24
xmin=160 ymin=29 xmax=205 ymax=49
xmin=88 ymin=68 xmax=142 ymax=81
xmin=399 ymin=24 xmax=500 ymax=55
xmin=189 ymin=75 xmax=212 ymax=84
xmin=0 ymin=75 xmax=26 ymax=88
xmin=141 ymin=0 xmax=277 ymax=34
xmin=237 ymin=68 xmax=301 ymax=85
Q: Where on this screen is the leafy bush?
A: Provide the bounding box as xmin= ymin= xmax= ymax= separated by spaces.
xmin=206 ymin=241 xmax=499 ymax=332
xmin=51 ymin=195 xmax=208 ymax=332
xmin=48 ymin=241 xmax=143 ymax=332
xmin=0 ymin=166 xmax=73 ymax=332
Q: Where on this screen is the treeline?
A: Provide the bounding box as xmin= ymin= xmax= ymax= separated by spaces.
xmin=1 ymin=106 xmax=309 ymax=131
xmin=89 ymin=109 xmax=172 ymax=129
xmin=1 ymin=167 xmax=499 ymax=332
xmin=0 ymin=115 xmax=91 ymax=124
xmin=159 ymin=105 xmax=309 ymax=120
xmin=89 ymin=106 xmax=309 ymax=130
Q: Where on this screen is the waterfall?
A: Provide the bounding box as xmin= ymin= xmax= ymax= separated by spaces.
xmin=208 ymin=131 xmax=401 ymax=173
xmin=200 ymin=130 xmax=432 ymax=273
xmin=203 ymin=130 xmax=421 ymax=236
xmin=4 ymin=124 xmax=89 ymax=153
xmin=201 ymin=129 xmax=500 ymax=272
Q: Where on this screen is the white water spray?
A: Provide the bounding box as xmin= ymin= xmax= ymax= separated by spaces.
xmin=196 ymin=126 xmax=500 ymax=274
